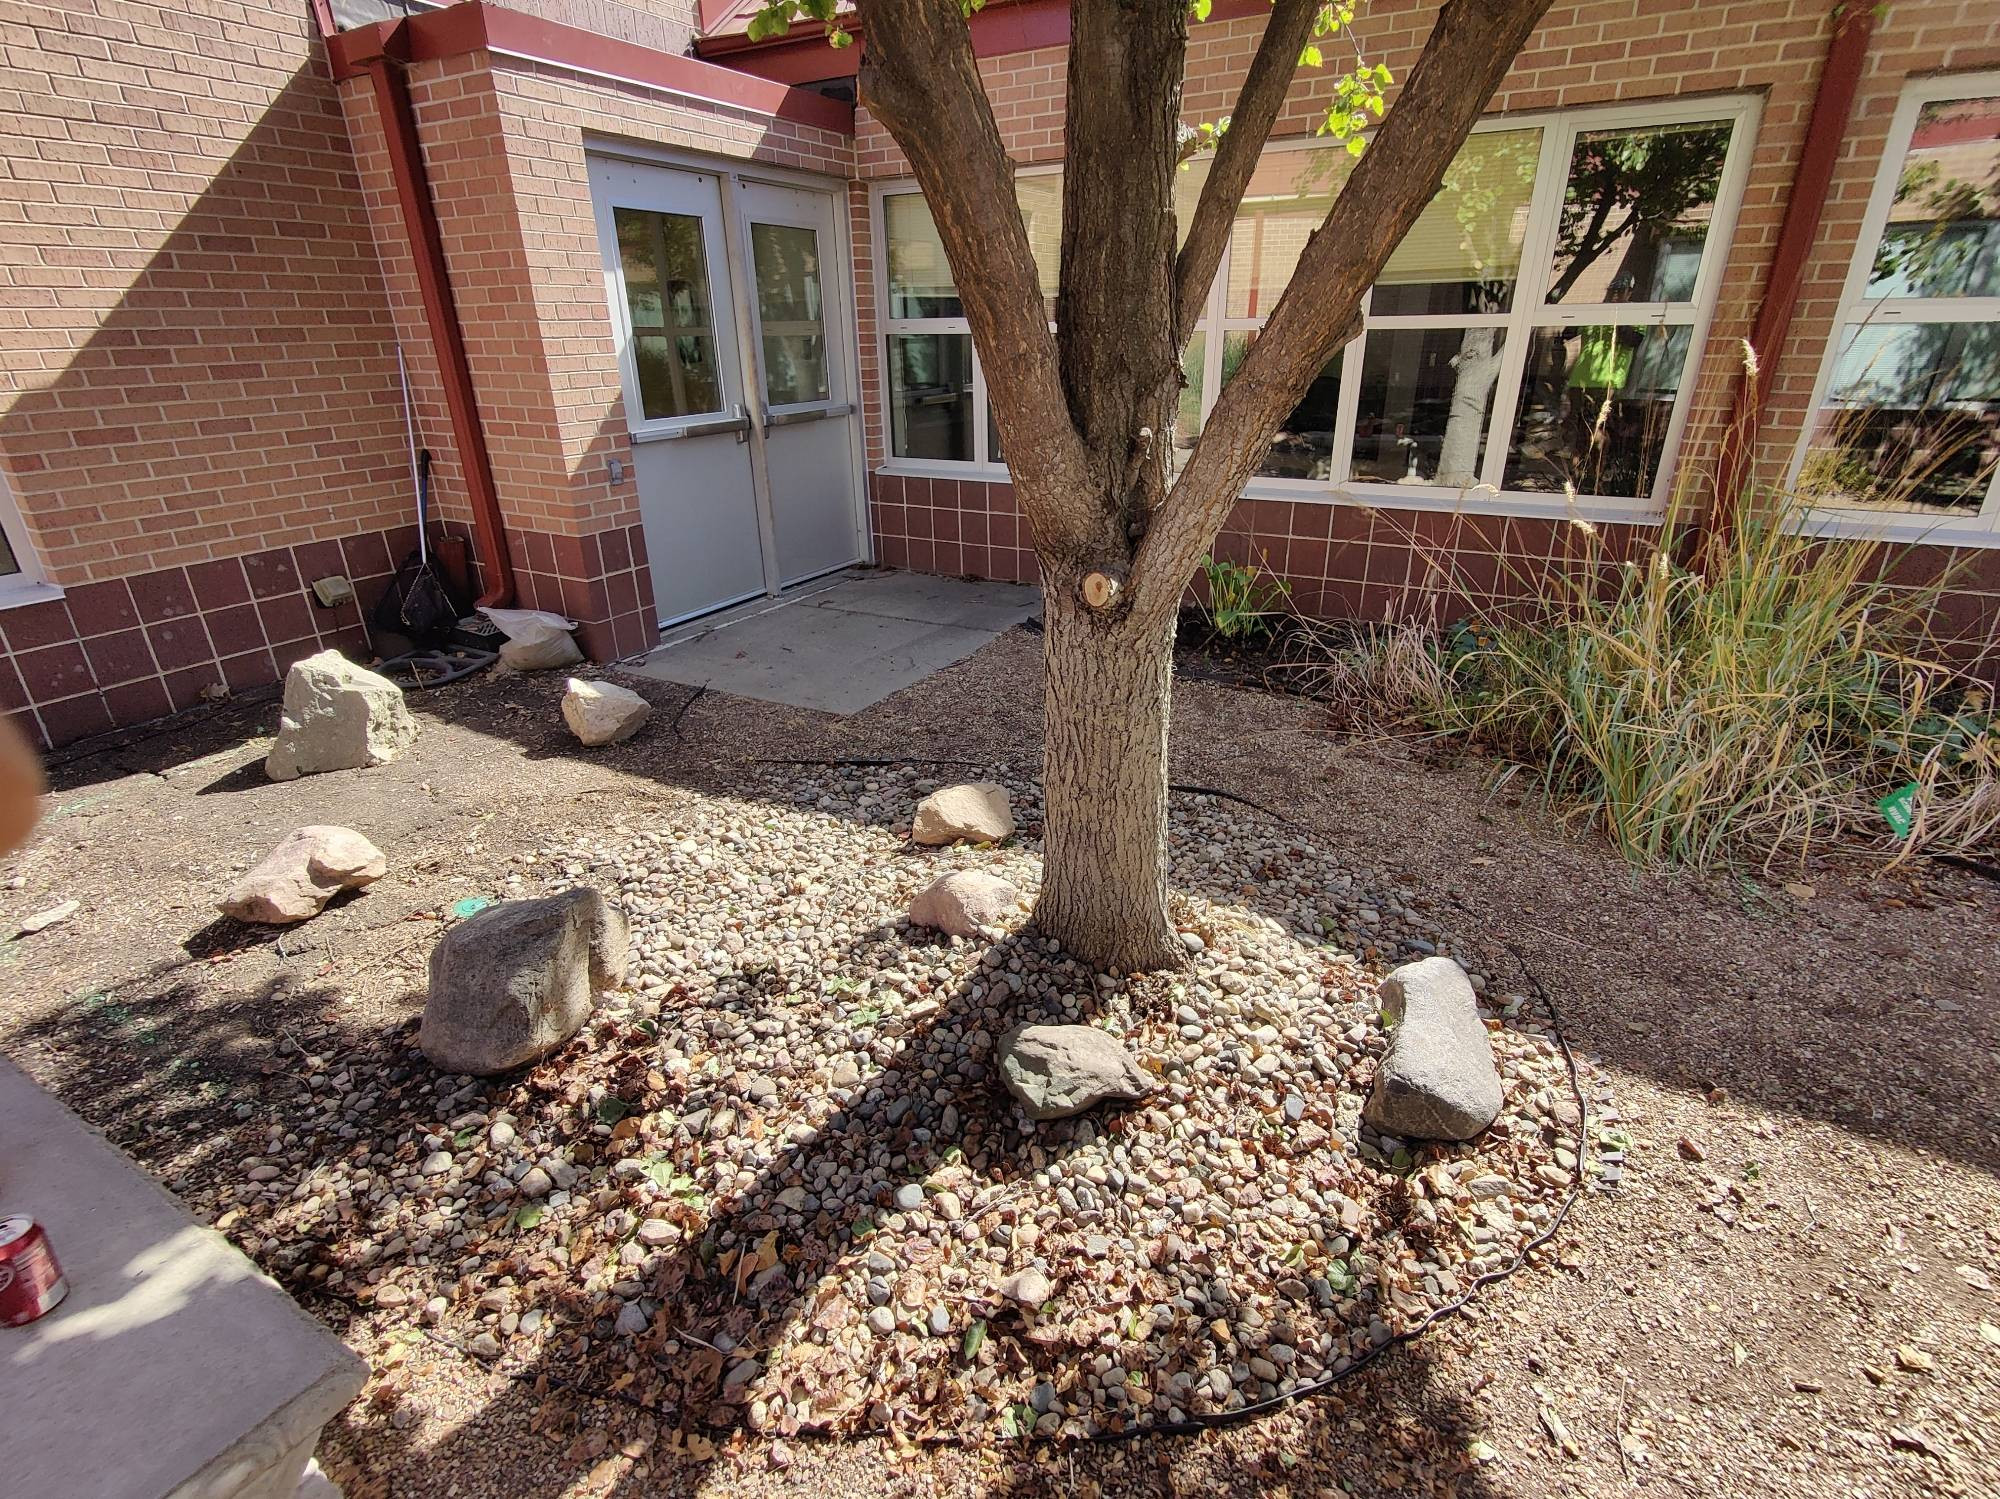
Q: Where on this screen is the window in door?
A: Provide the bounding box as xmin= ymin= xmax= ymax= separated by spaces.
xmin=614 ymin=206 xmax=723 ymax=420
xmin=751 ymin=221 xmax=830 ymax=407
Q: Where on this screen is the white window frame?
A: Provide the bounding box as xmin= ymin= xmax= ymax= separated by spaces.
xmin=1786 ymin=70 xmax=2000 ymax=549
xmin=871 ymin=93 xmax=1759 ymax=522
xmin=0 ymin=467 xmax=57 ymax=610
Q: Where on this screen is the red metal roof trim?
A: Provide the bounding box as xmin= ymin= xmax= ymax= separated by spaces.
xmin=695 ymin=0 xmax=1273 ymax=84
xmin=329 ymin=1 xmax=855 ymax=134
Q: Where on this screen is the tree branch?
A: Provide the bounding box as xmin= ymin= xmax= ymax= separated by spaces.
xmin=1130 ymin=0 xmax=1556 ymax=619
xmin=1171 ymin=0 xmax=1320 ymax=343
xmin=854 ymin=0 xmax=1094 ymax=540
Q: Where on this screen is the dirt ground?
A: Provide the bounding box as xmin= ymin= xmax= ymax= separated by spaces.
xmin=3 ymin=624 xmax=1996 ymax=1499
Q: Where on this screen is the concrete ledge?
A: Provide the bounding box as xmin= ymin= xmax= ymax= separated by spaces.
xmin=0 ymin=1055 xmax=366 ymax=1499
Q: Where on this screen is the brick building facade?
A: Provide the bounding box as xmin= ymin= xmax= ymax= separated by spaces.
xmin=0 ymin=0 xmax=1995 ymax=747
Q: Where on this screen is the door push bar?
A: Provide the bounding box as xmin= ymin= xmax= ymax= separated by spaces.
xmin=761 ymin=402 xmax=854 ymax=435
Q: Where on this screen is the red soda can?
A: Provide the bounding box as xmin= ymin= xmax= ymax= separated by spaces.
xmin=0 ymin=1215 xmax=68 ymax=1326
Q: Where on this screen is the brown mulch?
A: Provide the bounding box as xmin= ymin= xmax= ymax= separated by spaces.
xmin=2 ymin=624 xmax=1995 ymax=1498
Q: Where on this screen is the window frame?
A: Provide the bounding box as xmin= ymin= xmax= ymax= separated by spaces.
xmin=1786 ymin=70 xmax=2000 ymax=548
xmin=870 ymin=92 xmax=1759 ymax=521
xmin=0 ymin=466 xmax=55 ymax=610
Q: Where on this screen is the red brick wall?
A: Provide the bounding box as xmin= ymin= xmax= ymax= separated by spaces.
xmin=0 ymin=0 xmax=450 ymax=746
xmin=0 ymin=0 xmax=414 ymax=581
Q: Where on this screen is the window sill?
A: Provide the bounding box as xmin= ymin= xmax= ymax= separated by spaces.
xmin=872 ymin=463 xmax=1670 ymax=526
xmin=1790 ymin=508 xmax=2000 ymax=551
xmin=0 ymin=579 xmax=64 ymax=613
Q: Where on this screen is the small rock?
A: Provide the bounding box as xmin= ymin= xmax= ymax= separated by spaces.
xmin=517 ymin=1166 xmax=553 ymax=1199
xmin=911 ymin=783 xmax=1014 ymax=845
xmin=374 ymin=1285 xmax=410 ymax=1308
xmin=998 ymin=1268 xmax=1052 ymax=1309
xmin=894 ymin=1183 xmax=925 ymax=1212
xmin=419 ymin=888 xmax=629 ymax=1075
xmin=1362 ymin=958 xmax=1502 ymax=1141
xmin=998 ymin=1023 xmax=1151 ymax=1121
xmin=218 ymin=826 xmax=386 ymax=925
xmin=614 ymin=1301 xmax=650 ymax=1337
xmin=866 ymin=1306 xmax=896 ymax=1335
xmin=635 ymin=1218 xmax=674 ymax=1246
xmin=908 ymin=870 xmax=1022 ymax=937
xmin=561 ymin=678 xmax=651 ymax=747
xmin=16 ymin=899 xmax=79 ymax=936
xmin=266 ymin=650 xmax=417 ymax=781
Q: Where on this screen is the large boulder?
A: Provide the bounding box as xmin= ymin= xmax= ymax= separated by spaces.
xmin=908 ymin=870 xmax=1022 ymax=938
xmin=219 ymin=826 xmax=386 ymax=924
xmin=420 ymin=887 xmax=629 ymax=1075
xmin=266 ymin=651 xmax=418 ymax=781
xmin=561 ymin=678 xmax=650 ymax=746
xmin=912 ymin=782 xmax=1014 ymax=845
xmin=1363 ymin=957 xmax=1503 ymax=1141
xmin=998 ymin=1023 xmax=1150 ymax=1121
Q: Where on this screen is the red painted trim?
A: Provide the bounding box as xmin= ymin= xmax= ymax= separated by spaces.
xmin=329 ymin=2 xmax=853 ymax=134
xmin=1706 ymin=2 xmax=1875 ymax=554
xmin=696 ymin=0 xmax=1271 ymax=83
xmin=363 ymin=53 xmax=516 ymax=609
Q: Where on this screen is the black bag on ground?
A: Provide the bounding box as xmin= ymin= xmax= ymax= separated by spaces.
xmin=372 ymin=449 xmax=466 ymax=646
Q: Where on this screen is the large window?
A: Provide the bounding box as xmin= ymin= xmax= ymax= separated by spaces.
xmin=1793 ymin=75 xmax=2000 ymax=540
xmin=876 ymin=97 xmax=1753 ymax=515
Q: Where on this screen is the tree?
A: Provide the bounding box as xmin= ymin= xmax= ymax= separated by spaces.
xmin=756 ymin=0 xmax=1554 ymax=970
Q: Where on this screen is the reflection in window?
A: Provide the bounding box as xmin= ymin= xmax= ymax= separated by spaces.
xmin=1504 ymin=324 xmax=1692 ymax=497
xmin=1802 ymin=322 xmax=2000 ymax=514
xmin=1171 ymin=332 xmax=1205 ymax=475
xmin=1224 ymin=331 xmax=1341 ymax=480
xmin=1351 ymin=327 xmax=1507 ymax=486
xmin=1545 ymin=121 xmax=1731 ymax=305
xmin=888 ymin=333 xmax=973 ymax=461
xmin=1374 ymin=129 xmax=1541 ymax=316
xmin=614 ymin=207 xmax=721 ymax=420
xmin=885 ymin=195 xmax=961 ymax=318
xmin=1867 ymin=96 xmax=2000 ymax=299
xmin=1227 ymin=149 xmax=1352 ymax=318
xmin=751 ymin=222 xmax=829 ymax=406
xmin=1015 ymin=172 xmax=1063 ymax=316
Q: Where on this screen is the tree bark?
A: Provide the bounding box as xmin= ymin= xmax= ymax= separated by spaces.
xmin=1036 ymin=569 xmax=1183 ymax=972
xmin=853 ymin=0 xmax=1555 ymax=974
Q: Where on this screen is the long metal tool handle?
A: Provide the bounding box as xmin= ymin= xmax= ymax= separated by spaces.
xmin=396 ymin=343 xmax=428 ymax=568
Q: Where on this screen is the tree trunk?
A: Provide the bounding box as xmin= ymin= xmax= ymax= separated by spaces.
xmin=1035 ymin=576 xmax=1183 ymax=973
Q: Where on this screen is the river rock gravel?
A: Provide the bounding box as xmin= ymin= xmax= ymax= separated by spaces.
xmin=201 ymin=763 xmax=1592 ymax=1445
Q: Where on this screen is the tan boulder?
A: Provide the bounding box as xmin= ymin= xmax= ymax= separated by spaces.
xmin=912 ymin=782 xmax=1014 ymax=845
xmin=908 ymin=870 xmax=1023 ymax=937
xmin=220 ymin=826 xmax=386 ymax=924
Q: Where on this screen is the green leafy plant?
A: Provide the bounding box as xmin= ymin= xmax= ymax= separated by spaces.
xmin=1198 ymin=552 xmax=1293 ymax=641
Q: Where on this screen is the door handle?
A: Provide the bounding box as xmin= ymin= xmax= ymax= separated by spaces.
xmin=760 ymin=402 xmax=854 ymax=434
xmin=653 ymin=408 xmax=752 ymax=441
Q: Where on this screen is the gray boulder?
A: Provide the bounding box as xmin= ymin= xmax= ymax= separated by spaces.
xmin=1363 ymin=957 xmax=1502 ymax=1141
xmin=908 ymin=869 xmax=1022 ymax=937
xmin=998 ymin=1023 xmax=1150 ymax=1121
xmin=419 ymin=887 xmax=629 ymax=1075
xmin=912 ymin=782 xmax=1014 ymax=845
xmin=219 ymin=825 xmax=385 ymax=924
xmin=266 ymin=650 xmax=418 ymax=781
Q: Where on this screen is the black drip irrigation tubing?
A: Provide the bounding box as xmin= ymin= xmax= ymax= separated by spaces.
xmin=299 ymin=761 xmax=1592 ymax=1450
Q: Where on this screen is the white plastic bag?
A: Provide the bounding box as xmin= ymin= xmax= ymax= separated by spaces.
xmin=481 ymin=607 xmax=583 ymax=671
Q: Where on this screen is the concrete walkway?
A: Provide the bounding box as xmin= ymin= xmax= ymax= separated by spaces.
xmin=625 ymin=567 xmax=1042 ymax=715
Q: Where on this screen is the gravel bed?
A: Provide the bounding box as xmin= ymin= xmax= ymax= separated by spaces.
xmin=209 ymin=762 xmax=1596 ymax=1446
